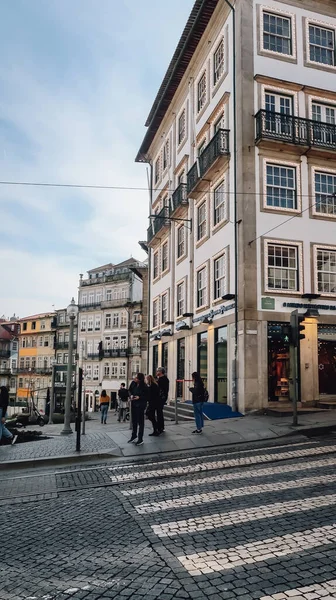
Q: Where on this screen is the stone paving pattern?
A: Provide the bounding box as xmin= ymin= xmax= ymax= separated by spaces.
xmin=1 ymin=437 xmax=336 ymax=598
xmin=2 ymin=410 xmax=336 ymax=465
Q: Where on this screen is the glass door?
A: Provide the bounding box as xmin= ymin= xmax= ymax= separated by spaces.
xmin=215 ymin=326 xmax=228 ymax=403
xmin=265 ymin=92 xmax=293 ymax=138
xmin=176 ymin=338 xmax=185 ymax=398
xmin=197 ymin=332 xmax=208 ymax=389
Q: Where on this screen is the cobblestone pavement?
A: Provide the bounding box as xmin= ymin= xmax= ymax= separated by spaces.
xmin=1 ymin=436 xmax=336 ymax=599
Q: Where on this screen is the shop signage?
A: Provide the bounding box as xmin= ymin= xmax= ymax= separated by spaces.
xmin=261 ymin=297 xmax=275 ymax=310
xmin=283 ymin=302 xmax=336 ymax=311
xmin=192 ymin=303 xmax=235 ymax=324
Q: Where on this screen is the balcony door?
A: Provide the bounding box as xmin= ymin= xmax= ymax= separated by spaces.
xmin=312 ymin=102 xmax=336 ymax=147
xmin=265 ymin=92 xmax=293 ymax=138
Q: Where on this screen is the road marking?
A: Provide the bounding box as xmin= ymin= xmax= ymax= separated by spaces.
xmin=109 ymin=445 xmax=336 ymax=483
xmin=151 ymin=492 xmax=336 ymax=537
xmin=259 ymin=579 xmax=336 ymax=599
xmin=122 ymin=456 xmax=336 ymax=497
xmin=135 ymin=473 xmax=336 ymax=514
xmin=177 ymin=524 xmax=336 ymax=575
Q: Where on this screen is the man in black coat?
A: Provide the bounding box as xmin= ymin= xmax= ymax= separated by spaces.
xmin=156 ymin=367 xmax=169 ymax=434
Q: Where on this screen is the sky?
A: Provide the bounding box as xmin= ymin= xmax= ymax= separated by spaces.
xmin=0 ymin=0 xmax=194 ymax=318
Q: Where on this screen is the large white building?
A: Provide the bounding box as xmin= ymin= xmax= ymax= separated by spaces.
xmin=136 ymin=0 xmax=336 ymax=412
xmin=78 ymin=259 xmax=147 ymax=411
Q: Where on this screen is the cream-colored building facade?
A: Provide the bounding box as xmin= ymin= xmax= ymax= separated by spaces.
xmin=136 ymin=0 xmax=336 ymax=413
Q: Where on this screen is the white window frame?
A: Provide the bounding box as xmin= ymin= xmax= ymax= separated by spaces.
xmin=161 ymin=292 xmax=169 ymax=324
xmin=260 ymin=7 xmax=296 ymax=59
xmin=94 ymin=317 xmax=101 ymax=331
xmin=119 ymin=362 xmax=126 ymax=377
xmin=197 ymin=201 xmax=207 ymax=241
xmin=313 ymin=245 xmax=336 ymax=296
xmin=307 ymin=20 xmax=336 ymax=68
xmin=312 ymin=167 xmax=336 ymax=219
xmin=263 ymin=159 xmax=300 ymax=213
xmin=196 ymin=264 xmax=208 ymax=309
xmin=93 ymin=365 xmax=99 ymax=381
xmin=213 ymin=253 xmax=227 ymax=301
xmin=153 ymin=298 xmax=159 ymax=328
xmin=106 ymin=289 xmax=112 ymax=301
xmin=153 ymin=250 xmax=159 ymax=280
xmin=105 ymin=314 xmax=111 ymax=329
xmin=264 ymin=239 xmax=303 ymax=294
xmin=163 ymin=139 xmax=169 ymax=171
xmin=213 ymin=39 xmax=225 ymax=85
xmin=177 ymin=225 xmax=185 ymax=259
xmin=213 ymin=180 xmax=227 ymax=226
xmin=113 ymin=313 xmax=119 ymax=328
xmin=111 ymin=362 xmax=118 ymax=377
xmin=161 ymin=240 xmax=169 ymax=273
xmin=88 ymin=317 xmax=93 ymax=331
xmin=178 ymin=108 xmax=186 ymax=146
xmin=197 ymin=71 xmax=207 ymax=113
xmin=176 ymin=281 xmax=185 ymax=318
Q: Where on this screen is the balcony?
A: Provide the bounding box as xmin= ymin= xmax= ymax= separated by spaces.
xmin=101 ymin=297 xmax=131 ymax=309
xmin=17 ymin=367 xmax=52 ymax=375
xmin=103 ymin=348 xmax=128 ymax=358
xmin=187 ymin=129 xmax=230 ymax=197
xmin=55 ymin=341 xmax=78 ymax=350
xmin=0 ymin=349 xmax=10 ymax=359
xmin=78 ymin=302 xmax=102 ymax=311
xmin=87 ymin=353 xmax=100 ymax=360
xmin=80 ymin=272 xmax=131 ymax=287
xmin=255 ymin=110 xmax=336 ymax=154
xmin=147 ymin=206 xmax=170 ymax=243
xmin=0 ymin=366 xmax=11 ymax=375
xmin=171 ymin=183 xmax=188 ymax=213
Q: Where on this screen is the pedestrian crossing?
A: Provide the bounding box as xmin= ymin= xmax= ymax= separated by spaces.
xmin=110 ymin=443 xmax=336 ymax=483
xmin=116 ymin=440 xmax=336 ymax=598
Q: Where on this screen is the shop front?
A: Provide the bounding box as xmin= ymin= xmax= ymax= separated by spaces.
xmin=318 ymin=325 xmax=336 ymax=397
xmin=214 ymin=326 xmax=228 ymax=403
xmin=267 ymin=322 xmax=293 ymax=403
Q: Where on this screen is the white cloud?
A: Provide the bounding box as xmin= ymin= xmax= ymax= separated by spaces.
xmin=0 ymin=0 xmax=194 ymax=316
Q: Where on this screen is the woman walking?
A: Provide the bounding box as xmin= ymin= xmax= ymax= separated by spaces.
xmin=145 ymin=375 xmax=160 ymax=436
xmin=128 ymin=373 xmax=148 ymax=446
xmin=99 ymin=390 xmax=110 ymax=424
xmin=189 ymin=372 xmax=205 ymax=434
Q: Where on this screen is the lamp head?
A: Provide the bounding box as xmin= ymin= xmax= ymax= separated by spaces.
xmin=67 ymin=297 xmax=78 ymax=319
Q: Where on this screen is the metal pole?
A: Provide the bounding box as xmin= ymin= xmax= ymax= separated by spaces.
xmin=293 ymin=345 xmax=298 ymax=427
xmin=48 ymin=363 xmax=56 ymax=425
xmin=61 ymin=316 xmax=74 ymax=435
xmin=175 ymin=381 xmax=178 ymax=425
xmin=76 ymin=367 xmax=82 ymax=451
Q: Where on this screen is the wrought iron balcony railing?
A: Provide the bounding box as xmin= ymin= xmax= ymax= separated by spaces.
xmin=78 ymin=302 xmax=102 ymax=310
xmin=171 ymin=183 xmax=188 ymax=212
xmin=103 ymin=348 xmax=128 ymax=358
xmin=101 ymin=297 xmax=131 ymax=309
xmin=255 ymin=109 xmax=336 ymax=150
xmin=147 ymin=206 xmax=170 ymax=243
xmin=55 ymin=341 xmax=77 ymax=350
xmin=187 ymin=128 xmax=230 ymax=194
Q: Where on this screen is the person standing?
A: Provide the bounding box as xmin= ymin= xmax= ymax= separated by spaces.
xmin=128 ymin=373 xmax=148 ymax=446
xmin=118 ymin=383 xmax=129 ymax=422
xmin=99 ymin=389 xmax=110 ymax=424
xmin=145 ymin=375 xmax=160 ymax=436
xmin=189 ymin=372 xmax=205 ymax=434
xmin=156 ymin=367 xmax=169 ymax=434
xmin=0 ymin=386 xmax=17 ymax=445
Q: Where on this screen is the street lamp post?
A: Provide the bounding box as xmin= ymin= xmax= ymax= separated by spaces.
xmin=48 ymin=359 xmax=56 ymax=425
xmin=61 ymin=298 xmax=78 ymax=435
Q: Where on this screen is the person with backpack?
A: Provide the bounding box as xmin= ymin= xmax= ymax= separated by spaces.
xmin=99 ymin=389 xmax=110 ymax=424
xmin=118 ymin=383 xmax=129 ymax=422
xmin=189 ymin=371 xmax=206 ymax=434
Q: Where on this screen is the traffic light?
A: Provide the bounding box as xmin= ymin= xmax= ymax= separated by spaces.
xmin=290 ymin=309 xmax=306 ymax=347
xmin=282 ymin=324 xmax=292 ymax=344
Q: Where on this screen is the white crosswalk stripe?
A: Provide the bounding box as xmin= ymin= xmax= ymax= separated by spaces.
xmin=177 ymin=524 xmax=336 ymax=575
xmin=122 ymin=456 xmax=336 ymax=497
xmin=135 ymin=472 xmax=336 ymax=514
xmin=110 ymin=445 xmax=336 ymax=483
xmin=151 ymin=493 xmax=336 ymax=537
xmin=259 ymin=579 xmax=336 ymax=599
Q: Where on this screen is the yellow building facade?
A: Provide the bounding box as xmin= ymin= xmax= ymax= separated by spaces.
xmin=17 ymin=312 xmax=56 ymax=412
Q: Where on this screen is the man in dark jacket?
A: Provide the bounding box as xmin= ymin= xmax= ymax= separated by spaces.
xmin=118 ymin=383 xmax=129 ymax=422
xmin=156 ymin=367 xmax=169 ymax=434
xmin=0 ymin=386 xmax=17 ymax=445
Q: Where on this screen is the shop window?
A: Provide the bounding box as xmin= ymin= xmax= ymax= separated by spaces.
xmin=197 ymin=331 xmax=208 ymax=389
xmin=318 ymin=325 xmax=336 ymax=395
xmin=215 ymin=327 xmax=227 ymax=403
xmin=268 ymin=322 xmax=297 ymax=402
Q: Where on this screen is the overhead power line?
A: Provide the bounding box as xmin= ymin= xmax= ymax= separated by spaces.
xmin=0 ymin=179 xmax=328 ymax=199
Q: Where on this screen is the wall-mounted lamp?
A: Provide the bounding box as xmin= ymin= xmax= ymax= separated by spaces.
xmin=183 ymin=312 xmax=194 ymax=317
xmin=304 ymin=307 xmax=320 ymax=318
xmin=202 ymin=317 xmax=212 ymax=325
xmin=222 ymin=294 xmax=236 ymax=301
